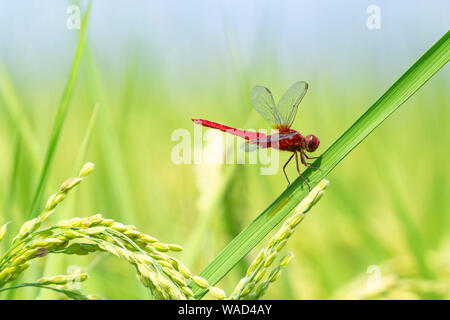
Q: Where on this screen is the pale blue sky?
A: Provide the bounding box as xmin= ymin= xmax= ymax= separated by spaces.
xmin=0 ymin=0 xmax=448 ymax=96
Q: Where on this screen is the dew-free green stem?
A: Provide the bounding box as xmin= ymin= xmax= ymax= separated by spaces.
xmin=0 ymin=283 xmax=70 ymax=295
xmin=192 ymin=31 xmax=450 ymax=298
xmin=4 ymin=136 xmax=21 ymax=230
xmin=27 ymin=1 xmax=92 ymax=219
xmin=0 ymin=62 xmax=40 ymax=167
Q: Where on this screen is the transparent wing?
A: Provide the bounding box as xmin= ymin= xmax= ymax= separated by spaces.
xmin=247 ymin=131 xmax=297 ymax=146
xmin=251 ymin=86 xmax=284 ymax=127
xmin=277 ymin=81 xmax=308 ymax=128
xmin=241 ymin=142 xmax=260 ymax=152
xmin=242 ymin=132 xmax=296 ymax=152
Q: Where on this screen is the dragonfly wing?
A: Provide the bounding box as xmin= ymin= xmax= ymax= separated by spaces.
xmin=241 ymin=142 xmax=259 ymax=152
xmin=248 ymin=132 xmax=297 ymax=145
xmin=251 ymin=86 xmax=284 ymax=127
xmin=277 ymin=81 xmax=308 ymax=128
xmin=269 ymin=131 xmax=297 ymax=142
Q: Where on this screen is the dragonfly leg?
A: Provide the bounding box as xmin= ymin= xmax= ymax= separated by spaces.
xmin=283 ymin=153 xmax=295 ymax=185
xmin=300 ymin=150 xmax=321 ymax=171
xmin=295 ymin=152 xmax=311 ymax=190
xmin=304 ymin=153 xmax=320 ymax=160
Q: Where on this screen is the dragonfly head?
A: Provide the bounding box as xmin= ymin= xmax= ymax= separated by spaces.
xmin=305 ymin=134 xmax=320 ymax=152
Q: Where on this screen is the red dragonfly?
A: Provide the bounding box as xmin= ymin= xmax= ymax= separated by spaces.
xmin=192 ymin=81 xmax=320 ymax=187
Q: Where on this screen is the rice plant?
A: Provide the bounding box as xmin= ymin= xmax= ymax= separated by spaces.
xmin=0 ymin=163 xmax=328 ymax=300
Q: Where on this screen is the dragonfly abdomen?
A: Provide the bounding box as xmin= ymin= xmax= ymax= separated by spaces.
xmin=192 ymin=119 xmax=267 ymax=141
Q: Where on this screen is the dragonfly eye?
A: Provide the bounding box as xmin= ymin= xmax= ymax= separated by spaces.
xmin=306 ymin=135 xmax=320 ymax=152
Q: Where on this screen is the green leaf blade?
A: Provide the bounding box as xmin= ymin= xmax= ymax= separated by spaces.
xmin=27 ymin=2 xmax=92 ymax=219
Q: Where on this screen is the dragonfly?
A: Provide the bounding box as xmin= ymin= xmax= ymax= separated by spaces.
xmin=192 ymin=81 xmax=320 ymax=188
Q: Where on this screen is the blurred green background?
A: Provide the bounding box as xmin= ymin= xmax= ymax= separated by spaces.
xmin=0 ymin=0 xmax=449 ymax=299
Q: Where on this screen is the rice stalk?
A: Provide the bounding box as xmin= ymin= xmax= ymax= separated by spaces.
xmin=83 ymin=45 xmax=137 ymax=225
xmin=37 ymin=103 xmax=99 ymax=299
xmin=4 ymin=135 xmax=22 ymax=230
xmin=0 ymin=268 xmax=99 ymax=300
xmin=333 ymin=241 xmax=450 ymax=300
xmin=0 ymin=163 xmax=227 ymax=300
xmin=229 ymin=180 xmax=329 ymax=299
xmin=0 ymin=60 xmax=40 ymax=166
xmin=27 ymin=1 xmax=92 ymax=220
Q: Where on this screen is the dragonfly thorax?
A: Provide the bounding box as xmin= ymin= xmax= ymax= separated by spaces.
xmin=273 ymin=129 xmax=304 ymax=152
xmin=274 ymin=129 xmax=320 ymax=153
